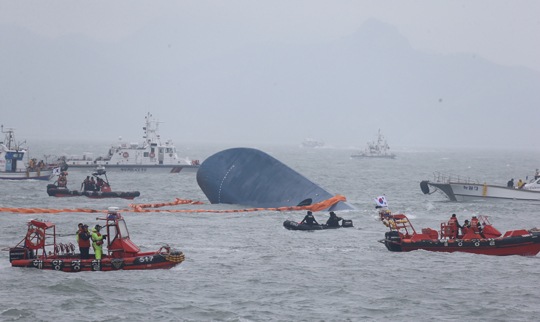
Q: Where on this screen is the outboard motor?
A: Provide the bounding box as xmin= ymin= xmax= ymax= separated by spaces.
xmin=384 ymin=231 xmax=403 ymax=252
xmin=341 ymin=219 xmax=353 ymax=228
xmin=9 ymin=245 xmax=34 ymax=263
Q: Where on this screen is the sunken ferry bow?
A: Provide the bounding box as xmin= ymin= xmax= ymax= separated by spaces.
xmin=196 ymin=148 xmax=356 ymax=211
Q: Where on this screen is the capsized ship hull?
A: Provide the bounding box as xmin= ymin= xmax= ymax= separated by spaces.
xmin=197 ymin=148 xmax=356 ymax=211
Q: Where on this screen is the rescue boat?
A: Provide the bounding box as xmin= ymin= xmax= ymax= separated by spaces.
xmin=4 ymin=207 xmax=184 ymax=271
xmin=378 ymin=209 xmax=540 ymax=256
xmin=46 ymin=166 xmax=140 ymax=199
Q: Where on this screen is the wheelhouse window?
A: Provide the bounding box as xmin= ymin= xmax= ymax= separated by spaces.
xmin=117 ymin=219 xmax=129 ymax=239
xmin=144 ymin=152 xmax=149 ymax=157
xmin=107 ymin=224 xmax=118 ymax=248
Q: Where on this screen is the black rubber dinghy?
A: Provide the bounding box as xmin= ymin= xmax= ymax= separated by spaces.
xmin=283 ymin=219 xmax=353 ymax=231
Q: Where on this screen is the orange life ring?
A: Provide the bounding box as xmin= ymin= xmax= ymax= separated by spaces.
xmin=149 ymin=152 xmax=155 ymax=158
xmin=123 ymin=152 xmax=129 ymax=158
xmin=26 ymin=228 xmax=45 ymax=249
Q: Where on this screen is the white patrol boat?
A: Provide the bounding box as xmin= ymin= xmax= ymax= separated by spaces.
xmin=58 ymin=113 xmax=200 ymax=174
xmin=351 ymin=129 xmax=396 ymax=159
xmin=0 ymin=125 xmax=53 ymax=180
xmin=420 ymin=172 xmax=540 ymax=202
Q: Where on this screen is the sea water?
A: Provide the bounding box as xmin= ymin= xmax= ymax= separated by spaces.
xmin=1 ymin=142 xmax=539 ymax=322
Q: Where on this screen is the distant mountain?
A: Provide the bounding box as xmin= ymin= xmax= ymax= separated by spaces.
xmin=1 ymin=19 xmax=539 ymax=149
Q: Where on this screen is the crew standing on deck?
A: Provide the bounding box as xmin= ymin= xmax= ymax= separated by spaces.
xmin=89 ymin=177 xmax=96 ymax=191
xmin=78 ymin=224 xmax=91 ymax=259
xmin=507 ymin=178 xmax=514 ymax=188
xmin=517 ymin=178 xmax=525 ymax=189
xmin=301 ymin=211 xmax=319 ymax=226
xmin=81 ymin=176 xmax=90 ymax=191
xmin=470 ymin=215 xmax=485 ymax=238
xmin=448 ymin=214 xmax=462 ymax=238
xmin=91 ymin=225 xmax=107 ymax=260
xmin=57 ymin=171 xmax=68 ymax=188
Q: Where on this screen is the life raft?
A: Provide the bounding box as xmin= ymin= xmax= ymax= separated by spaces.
xmin=283 ymin=219 xmax=353 ymax=231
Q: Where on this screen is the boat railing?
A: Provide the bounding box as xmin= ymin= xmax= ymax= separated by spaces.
xmin=432 ymin=172 xmax=480 ymax=184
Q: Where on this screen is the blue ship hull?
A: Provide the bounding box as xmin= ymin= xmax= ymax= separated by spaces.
xmin=196 ymin=148 xmax=356 ymax=211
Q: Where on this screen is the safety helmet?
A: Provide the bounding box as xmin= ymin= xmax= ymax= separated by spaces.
xmin=95 ymin=224 xmax=101 ymax=230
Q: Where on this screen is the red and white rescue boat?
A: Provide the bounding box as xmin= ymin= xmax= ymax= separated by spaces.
xmin=4 ymin=207 xmax=184 ymax=271
xmin=378 ymin=209 xmax=540 ymax=256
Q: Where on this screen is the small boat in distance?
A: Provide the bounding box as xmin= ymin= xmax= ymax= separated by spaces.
xmin=378 ymin=207 xmax=540 ymax=256
xmin=57 ymin=113 xmax=200 ymax=174
xmin=351 ymin=129 xmax=395 ymax=159
xmin=301 ymin=138 xmax=324 ymax=148
xmin=420 ymin=172 xmax=540 ymax=201
xmin=5 ymin=207 xmax=184 ymax=272
xmin=0 ymin=125 xmax=53 ymax=180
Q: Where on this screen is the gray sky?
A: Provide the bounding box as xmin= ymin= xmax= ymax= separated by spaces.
xmin=1 ymin=1 xmax=539 ymax=149
xmin=3 ymin=0 xmax=539 ymax=72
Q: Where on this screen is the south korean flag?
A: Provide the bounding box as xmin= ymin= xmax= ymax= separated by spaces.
xmin=52 ymin=167 xmax=61 ymax=176
xmin=374 ymin=196 xmax=388 ymax=207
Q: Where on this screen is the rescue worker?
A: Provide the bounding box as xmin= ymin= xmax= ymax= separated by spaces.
xmin=326 ymin=211 xmax=343 ymax=227
xmin=89 ymin=177 xmax=96 ymax=191
xmin=91 ymin=225 xmax=107 ymax=260
xmin=78 ymin=224 xmax=92 ymax=259
xmin=517 ymin=179 xmax=525 ymax=189
xmin=95 ymin=178 xmax=103 ymax=192
xmin=81 ymin=176 xmax=90 ymax=191
xmin=470 ymin=216 xmax=485 ymax=238
xmin=448 ymin=214 xmax=462 ymax=238
xmin=75 ymin=223 xmax=83 ymax=244
xmin=507 ymin=178 xmax=514 ymax=188
xmin=301 ymin=211 xmax=319 ymax=226
xmin=462 ymin=220 xmax=471 ymax=228
xmin=57 ymin=171 xmax=68 ymax=188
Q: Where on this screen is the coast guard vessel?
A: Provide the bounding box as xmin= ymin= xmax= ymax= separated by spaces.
xmin=351 ymin=129 xmax=395 ymax=159
xmin=58 ymin=113 xmax=200 ymax=174
xmin=0 ymin=125 xmax=53 ymax=180
xmin=420 ymin=172 xmax=540 ymax=202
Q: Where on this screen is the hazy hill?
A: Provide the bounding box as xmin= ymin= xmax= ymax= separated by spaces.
xmin=1 ymin=18 xmax=538 ymax=149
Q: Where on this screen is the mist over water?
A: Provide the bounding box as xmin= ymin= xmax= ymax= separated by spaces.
xmin=1 ymin=141 xmax=540 ymax=321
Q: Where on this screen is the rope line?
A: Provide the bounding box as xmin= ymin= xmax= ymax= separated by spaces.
xmin=0 ymin=195 xmax=347 ymax=214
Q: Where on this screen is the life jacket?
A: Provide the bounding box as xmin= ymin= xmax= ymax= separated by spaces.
xmin=92 ymin=230 xmax=104 ymax=247
xmin=471 ymin=218 xmax=479 ymax=226
xmin=448 ymin=217 xmax=457 ymax=226
xmin=78 ymin=231 xmax=91 ymax=247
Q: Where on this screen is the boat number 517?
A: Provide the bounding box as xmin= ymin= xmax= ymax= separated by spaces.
xmin=138 ymin=256 xmax=153 ymax=263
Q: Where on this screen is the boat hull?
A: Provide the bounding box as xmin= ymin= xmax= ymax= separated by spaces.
xmin=383 ymin=232 xmax=540 ymax=256
xmin=197 ymin=148 xmax=357 ymax=211
xmin=63 ymin=164 xmax=199 ymax=174
xmin=351 ymin=154 xmax=395 ymax=159
xmin=11 ymin=251 xmax=184 ymax=272
xmin=422 ymin=181 xmax=540 ymax=201
xmin=0 ymin=170 xmax=53 ymax=180
xmin=46 ymin=186 xmax=140 ymax=199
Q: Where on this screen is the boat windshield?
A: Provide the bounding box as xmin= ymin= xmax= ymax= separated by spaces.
xmin=117 ymin=219 xmax=129 ymax=239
